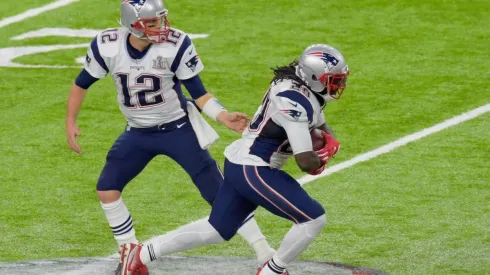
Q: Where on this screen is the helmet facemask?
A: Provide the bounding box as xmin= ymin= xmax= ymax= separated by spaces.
xmin=317 ymin=71 xmax=349 ymax=100
xmin=131 ymin=10 xmax=170 ymax=44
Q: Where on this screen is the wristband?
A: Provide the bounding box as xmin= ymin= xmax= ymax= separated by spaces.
xmin=203 ymin=98 xmax=227 ymax=121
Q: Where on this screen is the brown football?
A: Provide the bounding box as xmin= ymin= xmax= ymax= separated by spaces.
xmin=310 ymin=129 xmax=326 ymax=151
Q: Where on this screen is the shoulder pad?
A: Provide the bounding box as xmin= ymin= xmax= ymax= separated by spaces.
xmin=165 ymin=28 xmax=188 ymax=48
xmin=273 ymin=90 xmax=313 ymax=122
xmin=95 ymin=27 xmax=125 ymax=58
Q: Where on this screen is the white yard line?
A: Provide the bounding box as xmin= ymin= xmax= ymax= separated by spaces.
xmin=0 ymin=0 xmax=80 ymax=28
xmin=298 ymin=103 xmax=490 ymax=185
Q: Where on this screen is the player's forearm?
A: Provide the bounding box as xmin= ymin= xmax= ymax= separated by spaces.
xmin=317 ymin=123 xmax=335 ymax=137
xmin=194 ymin=93 xmax=227 ymax=122
xmin=194 ymin=93 xmax=213 ymax=110
xmin=66 ymin=84 xmax=88 ymax=124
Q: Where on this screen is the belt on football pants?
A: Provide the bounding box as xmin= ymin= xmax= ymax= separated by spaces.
xmin=125 ymin=116 xmax=189 ymax=132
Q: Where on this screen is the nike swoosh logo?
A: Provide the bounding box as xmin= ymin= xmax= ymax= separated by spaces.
xmin=177 ymin=122 xmax=187 ymax=128
xmin=288 ymin=101 xmax=298 ymax=107
xmin=189 ymin=48 xmax=193 ymax=55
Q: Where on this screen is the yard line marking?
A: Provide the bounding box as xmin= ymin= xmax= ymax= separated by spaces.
xmin=0 ymin=43 xmax=89 ymax=68
xmin=298 ymin=103 xmax=490 ymax=185
xmin=0 ymin=0 xmax=80 ymax=29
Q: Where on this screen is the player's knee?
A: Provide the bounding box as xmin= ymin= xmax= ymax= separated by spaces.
xmin=192 ymin=160 xmax=223 ymax=205
xmin=305 ymin=199 xmax=326 ymax=221
xmin=195 ymin=217 xmax=226 ymax=244
xmin=192 ymin=159 xmax=221 ymax=181
xmin=208 ymin=217 xmax=239 ymax=241
xmin=96 ymin=164 xmax=128 ymax=192
xmin=97 ymin=190 xmax=121 ymax=204
xmin=302 ymin=214 xmax=327 ymax=238
xmin=96 ymin=177 xmax=124 ymax=192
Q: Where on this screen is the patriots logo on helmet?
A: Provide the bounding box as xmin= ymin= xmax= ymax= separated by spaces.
xmin=124 ymin=0 xmax=146 ymax=4
xmin=281 ymin=109 xmax=302 ymax=120
xmin=124 ymin=0 xmax=145 ymax=10
xmin=308 ymin=52 xmax=339 ymax=69
xmin=185 ymin=55 xmax=200 ymax=72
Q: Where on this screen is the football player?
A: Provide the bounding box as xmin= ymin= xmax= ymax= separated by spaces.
xmin=122 ymin=44 xmax=349 ymax=274
xmin=65 ymin=0 xmax=275 ymax=274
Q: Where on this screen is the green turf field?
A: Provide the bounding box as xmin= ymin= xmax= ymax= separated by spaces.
xmin=0 ymin=1 xmax=489 ymax=274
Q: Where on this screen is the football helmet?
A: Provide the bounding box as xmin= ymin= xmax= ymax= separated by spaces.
xmin=120 ymin=0 xmax=170 ymax=43
xmin=296 ymin=44 xmax=349 ymax=101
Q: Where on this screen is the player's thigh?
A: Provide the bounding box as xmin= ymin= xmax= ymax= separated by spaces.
xmin=164 ymin=123 xmax=222 ymax=203
xmin=164 ymin=123 xmax=217 ymax=176
xmin=97 ymin=131 xmax=155 ymax=191
xmin=225 ymin=160 xmax=325 ymax=224
xmin=208 ymin=181 xmax=258 ymax=241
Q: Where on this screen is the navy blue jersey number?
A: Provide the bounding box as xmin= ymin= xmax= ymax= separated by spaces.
xmin=101 ymin=28 xmax=119 ymax=43
xmin=249 ymin=89 xmax=272 ymax=131
xmin=116 ymin=74 xmax=165 ymax=108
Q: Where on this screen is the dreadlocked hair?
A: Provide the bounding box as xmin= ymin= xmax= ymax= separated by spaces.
xmin=271 ymin=60 xmax=308 ymax=87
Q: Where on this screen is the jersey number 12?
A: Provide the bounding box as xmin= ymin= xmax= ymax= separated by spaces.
xmin=116 ymin=74 xmax=165 ymax=108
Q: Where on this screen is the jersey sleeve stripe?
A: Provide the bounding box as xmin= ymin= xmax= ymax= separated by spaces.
xmin=276 ymin=90 xmax=314 ymax=122
xmin=75 ymin=68 xmax=99 ymax=89
xmin=90 ymin=37 xmax=109 ymax=73
xmin=181 ymin=75 xmax=208 ymax=99
xmin=170 ymin=35 xmax=192 ymax=73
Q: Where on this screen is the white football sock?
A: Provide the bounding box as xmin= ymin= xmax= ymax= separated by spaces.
xmin=275 ymin=214 xmax=326 ymax=264
xmin=261 ymin=257 xmax=287 ymax=274
xmin=140 ymin=217 xmax=224 ymax=264
xmin=237 ymin=213 xmax=275 ymax=264
xmin=100 ymin=197 xmax=138 ymax=247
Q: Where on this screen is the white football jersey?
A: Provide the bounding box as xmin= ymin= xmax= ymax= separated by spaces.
xmin=224 ymin=78 xmax=326 ymax=169
xmin=83 ymin=27 xmax=203 ymax=128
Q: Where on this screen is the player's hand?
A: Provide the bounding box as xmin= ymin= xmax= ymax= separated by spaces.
xmin=308 ymin=164 xmax=325 ymax=176
xmin=217 ymin=111 xmax=249 ymax=133
xmin=316 ymin=132 xmax=340 ymax=164
xmin=322 ymin=131 xmax=340 ymax=157
xmin=66 ymin=123 xmax=82 ymax=154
